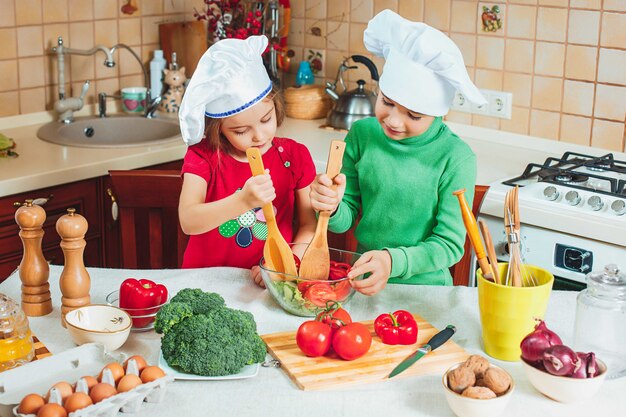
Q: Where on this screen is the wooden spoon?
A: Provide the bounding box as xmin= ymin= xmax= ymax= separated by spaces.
xmin=478 ymin=219 xmax=500 ymax=285
xmin=246 ymin=148 xmax=298 ymax=277
xmin=298 ymin=140 xmax=346 ymax=280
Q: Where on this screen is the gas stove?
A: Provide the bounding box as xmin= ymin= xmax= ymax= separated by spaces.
xmin=476 ymin=152 xmax=626 ymax=288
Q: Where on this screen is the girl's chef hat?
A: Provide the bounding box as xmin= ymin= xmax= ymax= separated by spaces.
xmin=364 ymin=10 xmax=486 ymax=116
xmin=179 ymin=35 xmax=272 ymax=145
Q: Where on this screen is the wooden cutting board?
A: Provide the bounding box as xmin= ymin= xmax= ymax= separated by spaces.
xmin=159 ymin=21 xmax=207 ymax=77
xmin=261 ymin=314 xmax=469 ymax=391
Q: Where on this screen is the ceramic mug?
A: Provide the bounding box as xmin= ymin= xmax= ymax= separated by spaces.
xmin=121 ymin=87 xmax=146 ymax=113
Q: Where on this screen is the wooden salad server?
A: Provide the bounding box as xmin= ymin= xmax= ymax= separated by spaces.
xmin=478 ymin=219 xmax=501 ymax=285
xmin=246 ymin=147 xmax=298 ymax=277
xmin=298 ymin=140 xmax=346 ymax=280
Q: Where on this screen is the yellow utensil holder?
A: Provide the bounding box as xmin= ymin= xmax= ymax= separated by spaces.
xmin=478 ymin=263 xmax=554 ymax=361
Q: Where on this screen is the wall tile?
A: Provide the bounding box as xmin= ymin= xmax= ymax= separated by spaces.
xmin=19 ymin=87 xmax=46 ymax=113
xmin=473 ymin=114 xmax=501 ymax=130
xmin=567 ymin=9 xmax=600 ymax=45
xmin=538 ymin=0 xmax=568 ymax=6
xmin=562 ymin=80 xmax=594 ymax=116
xmin=503 ymin=72 xmax=532 ymax=107
xmin=95 ymin=0 xmax=118 ymax=19
xmin=119 ymin=74 xmax=144 ymax=89
xmin=594 ymin=84 xmax=626 ymax=122
xmin=119 ymin=46 xmax=142 ymax=75
xmin=532 ymin=76 xmax=563 ymax=111
xmin=95 ymin=77 xmax=120 ymax=96
xmin=476 ymin=36 xmax=504 ymax=70
xmin=17 ymin=26 xmax=44 ymax=57
xmin=0 ymin=60 xmax=18 ymax=92
xmin=326 ymin=20 xmax=349 ymax=51
xmin=506 ymin=5 xmax=536 ymax=39
xmin=290 ymin=0 xmax=305 ymax=19
xmin=591 ymin=120 xmax=625 ymax=151
xmin=398 ymin=0 xmax=424 ymax=22
xmin=289 ymin=18 xmax=305 ymax=47
xmin=164 ymin=0 xmax=185 ymax=14
xmin=445 ymin=110 xmax=472 ymax=124
xmin=424 ymin=0 xmax=450 ymax=31
xmin=142 ymin=16 xmax=162 ymax=44
xmin=0 ymin=28 xmax=18 ymax=59
xmin=597 ymin=48 xmax=626 ymax=85
xmin=42 ymin=0 xmax=68 ymax=23
xmin=304 ymin=19 xmax=326 ymax=50
xmin=0 ymin=91 xmax=20 ymax=116
xmin=475 ymin=69 xmax=503 ymax=90
xmin=569 ymin=0 xmax=601 ymax=9
xmin=559 ymin=114 xmax=591 ymax=146
xmin=536 ymin=7 xmax=567 ymax=42
xmin=501 ymin=106 xmax=530 ymax=135
xmin=374 ymin=0 xmax=399 ymax=14
xmin=603 ymin=0 xmax=626 ymax=12
xmin=118 ymin=0 xmax=142 ymax=18
xmin=451 ymin=1 xmax=477 ymax=34
xmin=512 ymin=0 xmax=538 ymax=4
xmin=119 ymin=18 xmax=141 ymax=45
xmin=600 ymin=13 xmax=626 ymax=49
xmin=70 ymin=55 xmax=95 ymax=81
xmin=142 ymin=0 xmax=164 ymax=16
xmin=18 ymin=57 xmax=45 ymax=88
xmin=351 ymin=0 xmax=374 ymax=23
xmin=16 ymin=0 xmax=42 ymax=26
xmin=530 ymin=109 xmax=560 ymax=139
xmin=305 ymin=0 xmax=326 ymax=20
xmin=534 ymin=42 xmax=565 ymax=77
xmin=69 ymin=22 xmax=93 ymax=49
xmin=68 ymin=0 xmax=94 ymax=21
xmin=327 ymin=0 xmax=350 ymax=21
xmin=450 ymin=33 xmax=476 ymax=67
xmin=504 ymin=38 xmax=534 ymax=73
xmin=349 ymin=23 xmax=368 ymax=54
xmin=0 ymin=0 xmax=15 ymax=27
xmin=564 ymin=45 xmax=597 ymax=81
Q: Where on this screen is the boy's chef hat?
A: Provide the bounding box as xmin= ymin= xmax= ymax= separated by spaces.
xmin=179 ymin=35 xmax=272 ymax=145
xmin=364 ymin=10 xmax=486 ymax=116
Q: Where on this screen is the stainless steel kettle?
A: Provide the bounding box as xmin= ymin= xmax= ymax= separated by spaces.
xmin=325 ymin=55 xmax=379 ymax=130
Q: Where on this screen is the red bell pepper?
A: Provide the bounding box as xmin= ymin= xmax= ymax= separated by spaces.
xmin=374 ymin=310 xmax=418 ymax=345
xmin=119 ymin=278 xmax=168 ymax=328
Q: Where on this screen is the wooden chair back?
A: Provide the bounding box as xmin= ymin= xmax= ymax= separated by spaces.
xmin=109 ymin=170 xmax=188 ymax=269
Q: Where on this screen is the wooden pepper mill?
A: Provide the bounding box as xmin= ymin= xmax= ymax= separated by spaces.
xmin=56 ymin=208 xmax=91 ymax=327
xmin=14 ymin=200 xmax=53 ymax=316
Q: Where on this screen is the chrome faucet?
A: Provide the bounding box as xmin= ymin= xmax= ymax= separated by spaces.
xmin=109 ymin=43 xmax=162 ymax=118
xmin=51 ymin=36 xmax=115 ymax=123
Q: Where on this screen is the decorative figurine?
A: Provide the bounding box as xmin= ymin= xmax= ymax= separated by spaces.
xmin=159 ymin=67 xmax=187 ymax=114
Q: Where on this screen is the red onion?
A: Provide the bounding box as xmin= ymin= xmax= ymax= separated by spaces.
xmin=543 ymin=345 xmax=580 ymax=376
xmin=571 ymin=352 xmax=588 ymax=379
xmin=520 ymin=320 xmax=564 ymax=363
xmin=586 ymin=352 xmax=599 ymax=378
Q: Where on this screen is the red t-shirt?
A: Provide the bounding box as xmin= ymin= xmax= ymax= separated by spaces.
xmin=180 ymin=137 xmax=316 ymax=269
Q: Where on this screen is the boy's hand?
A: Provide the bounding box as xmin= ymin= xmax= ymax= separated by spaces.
xmin=251 ymin=265 xmax=265 ymax=288
xmin=347 ymin=250 xmax=392 ymax=296
xmin=310 ymin=173 xmax=346 ymax=213
xmin=242 ymin=169 xmax=275 ymax=209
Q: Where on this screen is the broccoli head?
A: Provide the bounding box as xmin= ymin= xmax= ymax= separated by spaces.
xmin=154 ymin=301 xmax=193 ymax=334
xmin=170 ymin=288 xmax=225 ymax=315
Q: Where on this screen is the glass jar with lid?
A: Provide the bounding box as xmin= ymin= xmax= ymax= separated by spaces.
xmin=0 ymin=293 xmax=35 ymax=372
xmin=573 ymin=264 xmax=626 ymax=379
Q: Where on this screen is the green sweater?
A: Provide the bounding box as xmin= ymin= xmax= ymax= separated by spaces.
xmin=328 ymin=117 xmax=476 ymax=286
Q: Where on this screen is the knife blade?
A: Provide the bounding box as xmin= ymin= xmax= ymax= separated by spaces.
xmin=388 ymin=325 xmax=457 ymax=379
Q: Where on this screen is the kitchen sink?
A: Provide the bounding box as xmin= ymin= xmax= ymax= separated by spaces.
xmin=37 ymin=116 xmax=181 ymax=148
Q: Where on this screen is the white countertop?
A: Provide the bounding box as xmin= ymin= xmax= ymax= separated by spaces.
xmin=2 ymin=109 xmax=624 ymax=198
xmin=0 ymin=265 xmax=624 ymax=417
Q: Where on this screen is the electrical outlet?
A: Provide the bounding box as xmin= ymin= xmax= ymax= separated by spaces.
xmin=450 ymin=89 xmax=513 ymax=119
xmin=452 ymin=91 xmax=472 ymax=113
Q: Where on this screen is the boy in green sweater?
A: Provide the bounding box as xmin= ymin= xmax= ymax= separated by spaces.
xmin=310 ymin=10 xmax=487 ymax=295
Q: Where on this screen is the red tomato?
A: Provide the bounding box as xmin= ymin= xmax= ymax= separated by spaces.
xmin=297 ymin=281 xmax=315 ymax=295
xmin=328 ymin=261 xmax=351 ymax=280
xmin=316 ymin=306 xmax=352 ymax=332
xmin=332 ymin=322 xmax=372 ymax=361
xmin=332 ymin=280 xmax=352 ymax=301
xmin=304 ymin=283 xmax=337 ymax=307
xmin=296 ymin=320 xmax=332 ymax=357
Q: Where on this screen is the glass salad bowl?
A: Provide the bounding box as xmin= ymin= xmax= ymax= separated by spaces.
xmin=260 ymin=244 xmax=364 ymax=317
xmin=106 ymin=290 xmax=168 ymax=332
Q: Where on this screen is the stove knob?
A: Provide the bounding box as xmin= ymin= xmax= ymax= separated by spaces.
xmin=543 ymin=186 xmax=559 ymax=201
xmin=588 ymin=195 xmax=604 ymax=211
xmin=611 ymin=199 xmax=626 ymax=216
xmin=565 ymin=190 xmax=581 ymax=206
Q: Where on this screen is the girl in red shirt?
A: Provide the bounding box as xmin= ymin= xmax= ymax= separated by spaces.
xmin=178 ymin=35 xmax=317 ymax=286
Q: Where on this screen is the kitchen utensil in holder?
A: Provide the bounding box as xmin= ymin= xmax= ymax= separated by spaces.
xmin=56 ymin=208 xmax=91 ymax=327
xmin=14 ymin=200 xmax=52 ymax=316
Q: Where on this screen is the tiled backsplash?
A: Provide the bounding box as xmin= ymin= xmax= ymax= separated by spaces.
xmin=0 ymin=0 xmax=624 ymax=151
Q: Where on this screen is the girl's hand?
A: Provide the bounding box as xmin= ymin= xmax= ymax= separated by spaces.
xmin=310 ymin=173 xmax=346 ymax=212
xmin=347 ymin=250 xmax=392 ymax=296
xmin=242 ymin=169 xmax=275 ymax=209
xmin=251 ymin=265 xmax=265 ymax=288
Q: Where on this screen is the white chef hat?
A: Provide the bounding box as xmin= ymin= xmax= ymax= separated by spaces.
xmin=178 ymin=35 xmax=272 ymax=145
xmin=364 ymin=10 xmax=486 ymax=116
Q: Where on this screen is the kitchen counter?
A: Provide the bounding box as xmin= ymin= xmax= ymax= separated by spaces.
xmin=0 ymin=266 xmax=624 ymax=416
xmin=2 ymin=109 xmax=625 ymax=198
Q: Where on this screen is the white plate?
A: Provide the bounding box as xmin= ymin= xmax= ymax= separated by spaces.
xmin=158 ymin=352 xmax=260 ymax=380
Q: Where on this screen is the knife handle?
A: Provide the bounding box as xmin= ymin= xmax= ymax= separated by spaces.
xmin=427 ymin=325 xmax=456 ymax=351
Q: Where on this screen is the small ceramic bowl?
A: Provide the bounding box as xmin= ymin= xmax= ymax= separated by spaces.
xmin=442 ymin=362 xmax=515 ymax=417
xmin=521 ymin=358 xmax=607 ymax=403
xmin=65 ymin=305 xmax=131 ymax=351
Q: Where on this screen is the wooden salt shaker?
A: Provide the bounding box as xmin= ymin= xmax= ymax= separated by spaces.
xmin=15 ymin=200 xmax=53 ymax=316
xmin=56 ymin=208 xmax=91 ymax=327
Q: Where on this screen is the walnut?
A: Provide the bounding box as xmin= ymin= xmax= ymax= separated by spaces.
xmin=462 ymin=355 xmax=490 ymax=378
xmin=475 ymin=377 xmax=485 ymax=387
xmin=461 ymin=386 xmax=497 ymax=399
xmin=448 ymin=365 xmax=476 ymax=394
xmin=482 ymin=367 xmax=511 ymax=395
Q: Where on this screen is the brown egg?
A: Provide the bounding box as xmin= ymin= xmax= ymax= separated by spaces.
xmin=89 ymin=383 xmax=117 ymax=404
xmin=98 ymin=362 xmax=125 ymax=384
xmin=18 ymin=393 xmax=45 ymax=414
xmin=78 ymin=375 xmax=98 ymax=390
xmin=117 ymin=374 xmax=143 ymax=392
xmin=140 ymin=366 xmax=165 ymax=383
xmin=123 ymin=355 xmax=148 ymax=373
xmin=63 ymin=392 xmax=93 ymax=413
xmin=36 ymin=403 xmax=67 ymax=417
xmin=44 ymin=381 xmax=73 ymax=403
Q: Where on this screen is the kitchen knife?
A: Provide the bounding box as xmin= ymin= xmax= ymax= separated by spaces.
xmin=387 ymin=325 xmax=457 ymax=378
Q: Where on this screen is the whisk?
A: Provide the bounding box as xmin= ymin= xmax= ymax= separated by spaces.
xmin=504 ymin=186 xmax=536 ymax=287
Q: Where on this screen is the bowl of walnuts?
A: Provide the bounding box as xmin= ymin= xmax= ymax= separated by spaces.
xmin=442 ymin=355 xmax=514 ymax=417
